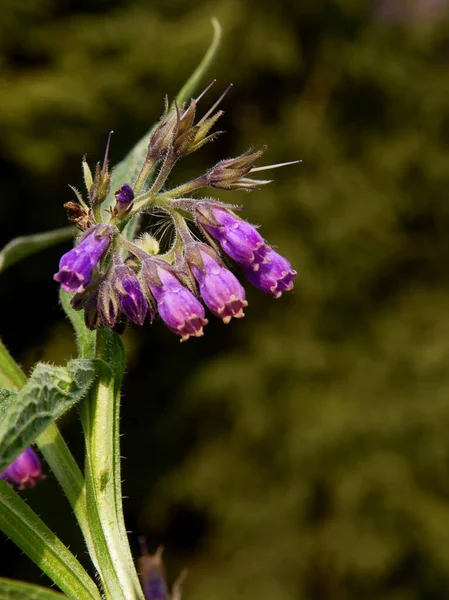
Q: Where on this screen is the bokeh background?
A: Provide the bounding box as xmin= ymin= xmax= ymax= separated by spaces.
xmin=1 ymin=0 xmax=449 ymax=598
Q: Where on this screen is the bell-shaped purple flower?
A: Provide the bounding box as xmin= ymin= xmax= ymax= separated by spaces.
xmin=54 ymin=224 xmax=114 ymax=293
xmin=114 ymin=183 xmax=134 ymax=215
xmin=142 ymin=260 xmax=207 ymax=341
xmin=244 ymin=249 xmax=297 ymax=298
xmin=188 ymin=247 xmax=248 ymax=323
xmin=113 ymin=264 xmax=149 ymax=326
xmin=196 ymin=206 xmax=271 ymax=271
xmin=1 ymin=447 xmax=45 ymax=490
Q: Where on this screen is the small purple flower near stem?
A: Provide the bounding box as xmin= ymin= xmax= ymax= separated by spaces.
xmin=113 ymin=264 xmax=149 ymax=326
xmin=196 ymin=205 xmax=271 ymax=271
xmin=1 ymin=447 xmax=45 ymax=490
xmin=188 ymin=246 xmax=247 ymax=323
xmin=54 ymin=224 xmax=115 ymax=293
xmin=244 ymin=249 xmax=297 ymax=298
xmin=114 ymin=183 xmax=134 ymax=215
xmin=142 ymin=260 xmax=208 ymax=342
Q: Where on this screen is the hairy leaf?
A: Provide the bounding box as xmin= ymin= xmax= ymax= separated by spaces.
xmin=0 ymin=480 xmax=101 ymax=600
xmin=0 ymin=388 xmax=17 ymax=420
xmin=0 ymin=578 xmax=67 ymax=599
xmin=0 ymin=338 xmax=27 ymax=391
xmin=0 ymin=227 xmax=73 ymax=274
xmin=0 ymin=359 xmax=96 ymax=473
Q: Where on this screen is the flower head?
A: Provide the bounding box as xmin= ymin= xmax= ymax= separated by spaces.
xmin=244 ymin=249 xmax=297 ymax=298
xmin=55 ymin=80 xmax=298 ymax=339
xmin=1 ymin=447 xmax=45 ymax=490
xmin=187 ymin=245 xmax=247 ymax=323
xmin=54 ymin=224 xmax=115 ymax=293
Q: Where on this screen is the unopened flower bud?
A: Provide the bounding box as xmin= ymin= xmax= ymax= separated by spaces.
xmin=187 ymin=245 xmax=247 ymax=323
xmin=97 ymin=278 xmax=120 ymax=328
xmin=114 ymin=183 xmax=134 ymax=215
xmin=196 ymin=205 xmax=270 ymax=271
xmin=1 ymin=447 xmax=45 ymax=490
xmin=205 ymin=146 xmax=270 ymax=190
xmin=142 ymin=260 xmax=207 ymax=341
xmin=244 ymin=249 xmax=297 ymax=298
xmin=138 ymin=541 xmax=168 ymax=600
xmin=54 ymin=224 xmax=115 ymax=294
xmin=88 ymin=131 xmax=113 ymax=208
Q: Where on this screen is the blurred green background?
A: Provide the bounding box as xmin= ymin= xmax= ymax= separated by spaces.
xmin=1 ymin=0 xmax=449 ymax=598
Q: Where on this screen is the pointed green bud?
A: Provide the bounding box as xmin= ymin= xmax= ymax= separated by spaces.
xmin=82 ymin=156 xmax=93 ymax=193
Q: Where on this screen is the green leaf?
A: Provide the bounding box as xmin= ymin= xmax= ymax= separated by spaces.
xmin=0 ymin=480 xmax=101 ymax=600
xmin=0 ymin=388 xmax=17 ymax=419
xmin=0 ymin=359 xmax=96 ymax=473
xmin=175 ymin=17 xmax=222 ymax=107
xmin=0 ymin=338 xmax=27 ymax=391
xmin=0 ymin=578 xmax=67 ymax=599
xmin=0 ymin=339 xmax=100 ymax=577
xmin=0 ymin=227 xmax=73 ymax=274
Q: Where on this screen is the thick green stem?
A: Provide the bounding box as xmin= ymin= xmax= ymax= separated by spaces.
xmin=80 ymin=328 xmax=144 ymax=600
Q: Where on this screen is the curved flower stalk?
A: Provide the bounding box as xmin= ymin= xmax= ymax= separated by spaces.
xmin=54 ymin=82 xmax=298 ymax=341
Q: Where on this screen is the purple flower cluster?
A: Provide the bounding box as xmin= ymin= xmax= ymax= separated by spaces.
xmin=1 ymin=447 xmax=45 ymax=490
xmin=54 ymin=205 xmax=296 ymax=340
xmin=54 ymin=82 xmax=297 ymax=341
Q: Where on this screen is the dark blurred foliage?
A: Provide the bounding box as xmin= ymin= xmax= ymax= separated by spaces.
xmin=1 ymin=0 xmax=449 ymax=598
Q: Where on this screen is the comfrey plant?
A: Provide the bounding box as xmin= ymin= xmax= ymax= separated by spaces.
xmin=0 ymin=21 xmax=296 ymax=600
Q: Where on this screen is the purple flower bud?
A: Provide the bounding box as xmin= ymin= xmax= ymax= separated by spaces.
xmin=138 ymin=540 xmax=168 ymax=600
xmin=244 ymin=250 xmax=297 ymax=298
xmin=114 ymin=184 xmax=134 ymax=215
xmin=98 ymin=279 xmax=120 ymax=328
xmin=142 ymin=260 xmax=207 ymax=341
xmin=113 ymin=265 xmax=149 ymax=326
xmin=1 ymin=447 xmax=45 ymax=490
xmin=54 ymin=224 xmax=115 ymax=293
xmin=197 ymin=206 xmax=270 ymax=271
xmin=188 ymin=247 xmax=247 ymax=323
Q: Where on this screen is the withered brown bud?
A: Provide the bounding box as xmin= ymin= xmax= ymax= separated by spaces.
xmin=63 ymin=201 xmax=92 ymax=231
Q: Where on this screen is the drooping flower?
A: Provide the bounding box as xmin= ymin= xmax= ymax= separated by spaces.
xmin=196 ymin=205 xmax=271 ymax=271
xmin=142 ymin=260 xmax=207 ymax=341
xmin=187 ymin=245 xmax=247 ymax=323
xmin=244 ymin=249 xmax=297 ymax=298
xmin=54 ymin=224 xmax=115 ymax=293
xmin=1 ymin=447 xmax=45 ymax=490
xmin=113 ymin=264 xmax=149 ymax=326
